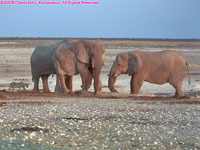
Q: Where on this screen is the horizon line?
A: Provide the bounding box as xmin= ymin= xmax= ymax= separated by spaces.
xmin=0 ymin=37 xmax=200 ymax=42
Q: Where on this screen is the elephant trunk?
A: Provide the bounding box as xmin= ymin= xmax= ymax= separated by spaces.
xmin=108 ymin=75 xmax=118 ymax=93
xmin=108 ymin=61 xmax=120 ymax=93
xmin=93 ymin=67 xmax=102 ymax=95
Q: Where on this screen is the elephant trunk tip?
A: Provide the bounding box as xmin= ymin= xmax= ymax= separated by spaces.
xmin=108 ymin=76 xmax=119 ymax=93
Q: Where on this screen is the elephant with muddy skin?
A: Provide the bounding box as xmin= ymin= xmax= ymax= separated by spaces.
xmin=108 ymin=50 xmax=190 ymax=98
xmin=30 ymin=40 xmax=74 ymax=92
xmin=52 ymin=40 xmax=105 ymax=95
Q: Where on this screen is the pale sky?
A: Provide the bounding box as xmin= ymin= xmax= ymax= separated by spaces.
xmin=0 ymin=0 xmax=200 ymax=39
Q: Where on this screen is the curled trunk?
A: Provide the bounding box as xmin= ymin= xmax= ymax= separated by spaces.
xmin=108 ymin=76 xmax=118 ymax=93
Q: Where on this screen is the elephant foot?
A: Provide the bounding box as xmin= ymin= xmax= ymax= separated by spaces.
xmin=79 ymin=90 xmax=91 ymax=96
xmin=172 ymin=95 xmax=189 ymax=99
xmin=32 ymin=89 xmax=39 ymax=92
xmin=73 ymin=90 xmax=87 ymax=95
xmin=55 ymin=90 xmax=63 ymax=93
xmin=43 ymin=90 xmax=51 ymax=93
xmin=111 ymin=89 xmax=118 ymax=93
xmin=55 ymin=87 xmax=64 ymax=93
xmin=81 ymin=90 xmax=89 ymax=95
xmin=64 ymin=89 xmax=74 ymax=95
xmin=94 ymin=91 xmax=102 ymax=96
xmin=172 ymin=93 xmax=185 ymax=99
xmin=130 ymin=91 xmax=140 ymax=95
xmin=69 ymin=91 xmax=75 ymax=95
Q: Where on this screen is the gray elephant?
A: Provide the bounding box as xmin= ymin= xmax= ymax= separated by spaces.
xmin=30 ymin=40 xmax=67 ymax=92
xmin=52 ymin=40 xmax=105 ymax=95
xmin=108 ymin=50 xmax=190 ymax=97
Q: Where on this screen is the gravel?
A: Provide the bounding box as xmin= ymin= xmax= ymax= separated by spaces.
xmin=0 ymin=97 xmax=200 ymax=150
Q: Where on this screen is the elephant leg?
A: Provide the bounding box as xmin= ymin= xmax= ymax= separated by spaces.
xmin=33 ymin=77 xmax=40 ymax=92
xmin=87 ymin=67 xmax=93 ymax=90
xmin=79 ymin=68 xmax=92 ymax=91
xmin=65 ymin=75 xmax=73 ymax=91
xmin=54 ymin=61 xmax=72 ymax=94
xmin=173 ymin=85 xmax=184 ymax=98
xmin=98 ymin=77 xmax=102 ymax=92
xmin=170 ymin=82 xmax=184 ymax=98
xmin=90 ymin=68 xmax=102 ymax=91
xmin=42 ymin=75 xmax=50 ymax=92
xmin=92 ymin=68 xmax=102 ymax=95
xmin=130 ymin=73 xmax=144 ymax=94
xmin=59 ymin=75 xmax=71 ymax=94
xmin=55 ymin=75 xmax=63 ymax=93
xmin=76 ymin=62 xmax=88 ymax=92
xmin=169 ymin=75 xmax=185 ymax=98
xmin=78 ymin=64 xmax=89 ymax=93
xmin=80 ymin=72 xmax=88 ymax=93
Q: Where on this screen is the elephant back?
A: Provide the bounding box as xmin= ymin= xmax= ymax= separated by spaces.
xmin=30 ymin=40 xmax=66 ymax=79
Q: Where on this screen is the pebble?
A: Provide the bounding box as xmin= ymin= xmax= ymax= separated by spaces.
xmin=0 ymin=98 xmax=199 ymax=149
xmin=29 ymin=132 xmax=37 ymax=139
xmin=195 ymin=143 xmax=200 ymax=148
xmin=153 ymin=141 xmax=158 ymax=145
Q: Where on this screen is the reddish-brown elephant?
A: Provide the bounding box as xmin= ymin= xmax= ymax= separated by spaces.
xmin=108 ymin=50 xmax=190 ymax=97
xmin=53 ymin=40 xmax=105 ymax=95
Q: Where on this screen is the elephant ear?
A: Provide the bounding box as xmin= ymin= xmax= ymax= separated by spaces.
xmin=117 ymin=53 xmax=126 ymax=66
xmin=127 ymin=54 xmax=142 ymax=75
xmin=75 ymin=42 xmax=90 ymax=64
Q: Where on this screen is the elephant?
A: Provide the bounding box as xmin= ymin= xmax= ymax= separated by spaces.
xmin=52 ymin=40 xmax=105 ymax=95
xmin=30 ymin=40 xmax=68 ymax=92
xmin=108 ymin=50 xmax=190 ymax=97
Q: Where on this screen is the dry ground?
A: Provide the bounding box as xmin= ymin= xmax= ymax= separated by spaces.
xmin=0 ymin=39 xmax=200 ymax=98
xmin=0 ymin=39 xmax=200 ymax=149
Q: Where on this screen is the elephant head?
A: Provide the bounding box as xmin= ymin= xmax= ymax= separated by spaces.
xmin=108 ymin=52 xmax=142 ymax=93
xmin=72 ymin=40 xmax=105 ymax=94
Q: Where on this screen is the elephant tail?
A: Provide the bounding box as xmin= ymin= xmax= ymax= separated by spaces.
xmin=186 ymin=62 xmax=191 ymax=85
